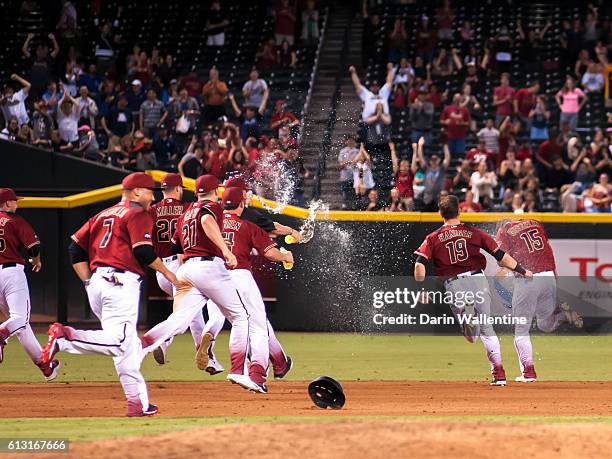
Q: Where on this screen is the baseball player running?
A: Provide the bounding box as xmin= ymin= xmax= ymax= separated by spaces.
xmin=495 ymin=219 xmax=583 ymax=382
xmin=41 ymin=173 xmax=184 ymax=417
xmin=0 ymin=188 xmax=59 ymax=381
xmin=200 ymin=187 xmax=294 ymax=386
xmin=194 ymin=176 xmax=296 ymax=379
xmin=141 ymin=175 xmax=267 ymax=393
xmin=414 ymin=195 xmax=532 ymax=386
xmin=149 ymin=173 xmax=213 ymax=370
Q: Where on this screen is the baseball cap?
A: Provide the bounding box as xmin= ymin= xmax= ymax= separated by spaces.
xmin=161 ymin=173 xmax=183 ymax=188
xmin=121 ymin=172 xmax=159 ymax=190
xmin=132 ymin=79 xmax=142 ymax=86
xmin=169 ymin=78 xmax=178 ymax=85
xmin=77 ymin=124 xmax=91 ymax=132
xmin=195 ymin=174 xmax=219 ymax=194
xmin=0 ymin=188 xmax=20 ymax=204
xmin=224 ymin=176 xmax=247 ymax=190
xmin=221 ymin=187 xmax=244 ymax=207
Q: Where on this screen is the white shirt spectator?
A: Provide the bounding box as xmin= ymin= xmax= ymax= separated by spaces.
xmin=1 ymin=89 xmax=29 ymax=127
xmin=75 ymin=95 xmax=99 ymax=128
xmin=338 ymin=146 xmax=359 ymax=182
xmin=353 ymin=161 xmax=375 ymax=191
xmin=242 ymin=79 xmax=268 ymax=107
xmin=358 ymin=84 xmax=391 ymax=122
xmin=57 ymin=105 xmax=79 ymax=142
xmin=470 ymin=170 xmax=498 ymax=203
xmin=393 ymin=65 xmax=414 ymax=85
xmin=477 ymin=126 xmax=500 ymax=154
xmin=581 ymin=71 xmax=604 ymax=93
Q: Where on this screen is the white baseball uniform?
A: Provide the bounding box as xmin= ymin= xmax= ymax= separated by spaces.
xmin=0 ymin=211 xmax=46 ymax=371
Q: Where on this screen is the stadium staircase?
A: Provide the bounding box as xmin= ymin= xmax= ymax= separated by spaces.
xmin=300 ymin=3 xmax=362 ymax=208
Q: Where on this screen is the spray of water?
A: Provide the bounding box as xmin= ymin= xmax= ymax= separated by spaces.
xmin=251 ymin=153 xmax=295 ymax=214
xmin=296 ymin=199 xmax=327 ymax=243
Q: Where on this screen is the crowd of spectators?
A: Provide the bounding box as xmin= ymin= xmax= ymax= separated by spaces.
xmin=339 ymin=1 xmax=612 ymax=213
xmin=0 ymin=0 xmax=320 ymax=207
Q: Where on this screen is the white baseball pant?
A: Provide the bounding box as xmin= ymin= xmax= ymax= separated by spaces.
xmin=142 ymin=257 xmax=255 ymax=375
xmin=204 ymin=272 xmax=289 ymax=376
xmin=512 ymin=271 xmax=563 ymax=371
xmin=55 ymin=268 xmax=150 ymax=416
xmin=0 ymin=264 xmax=44 ymax=366
xmin=156 ymin=255 xmax=205 ymax=348
xmin=445 ymin=272 xmax=503 ymax=369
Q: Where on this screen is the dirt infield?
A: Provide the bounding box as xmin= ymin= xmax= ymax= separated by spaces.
xmin=2 ymin=380 xmax=612 ymax=418
xmin=38 ymin=420 xmax=612 ymax=459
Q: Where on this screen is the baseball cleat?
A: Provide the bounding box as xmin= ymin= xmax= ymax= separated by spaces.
xmin=558 ymin=302 xmax=584 ymax=329
xmin=196 ymin=332 xmax=214 ymax=371
xmin=274 ymin=355 xmax=293 ymax=379
xmin=41 ymin=323 xmax=64 ymax=365
xmin=127 ymin=404 xmax=159 ymax=417
xmin=253 ymin=382 xmax=268 ymax=394
xmin=143 ymin=404 xmax=159 ymax=416
xmin=205 ymin=357 xmax=225 ymax=375
xmin=490 ymin=365 xmax=507 ymax=386
xmin=40 ymin=359 xmax=61 ymax=382
xmin=227 ymin=373 xmax=263 ymax=392
xmin=0 ymin=338 xmax=5 ymax=364
xmin=153 ymin=344 xmax=168 ymax=365
xmin=515 ymin=365 xmax=537 ymax=383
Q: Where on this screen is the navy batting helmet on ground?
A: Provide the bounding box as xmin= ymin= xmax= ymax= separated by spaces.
xmin=308 ymin=376 xmax=345 ymax=409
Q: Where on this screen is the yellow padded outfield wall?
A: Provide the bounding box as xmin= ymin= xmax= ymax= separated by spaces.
xmin=15 ymin=170 xmax=612 ymax=224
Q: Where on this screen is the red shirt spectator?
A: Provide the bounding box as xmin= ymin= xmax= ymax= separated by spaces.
xmin=441 ymin=100 xmax=470 ymax=140
xmin=179 ymin=72 xmax=203 ymax=98
xmin=516 ymin=144 xmax=533 ymax=161
xmin=537 ymin=138 xmax=562 ymax=166
xmin=270 ymin=101 xmax=299 ymax=137
xmin=493 ymin=73 xmax=515 ymax=117
xmin=395 ymin=170 xmax=414 ymax=198
xmin=514 ymin=84 xmax=538 ymax=118
xmin=459 ymin=191 xmax=482 ymax=212
xmin=466 ymin=142 xmax=494 ymax=168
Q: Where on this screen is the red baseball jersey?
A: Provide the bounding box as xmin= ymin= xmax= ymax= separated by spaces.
xmin=221 ymin=212 xmax=277 ymax=271
xmin=415 ymin=223 xmax=499 ymax=276
xmin=150 ymin=198 xmax=188 ymax=258
xmin=71 ymin=201 xmax=154 ymax=276
xmin=395 ymin=171 xmax=414 ymax=198
xmin=173 ymin=200 xmax=223 ymax=260
xmin=0 ymin=211 xmax=40 ymax=265
xmin=495 ymin=219 xmax=556 ymax=274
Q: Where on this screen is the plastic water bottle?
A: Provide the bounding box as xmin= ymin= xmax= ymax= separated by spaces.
xmin=280 ymin=247 xmax=293 ymax=270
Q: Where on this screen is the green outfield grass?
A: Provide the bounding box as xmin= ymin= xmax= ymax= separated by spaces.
xmin=1 ymin=332 xmax=611 ymax=382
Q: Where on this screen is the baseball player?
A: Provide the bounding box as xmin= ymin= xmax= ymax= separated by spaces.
xmin=149 ymin=173 xmax=219 ymax=372
xmin=41 ymin=173 xmax=184 ymax=417
xmin=414 ymin=195 xmax=532 ymax=386
xmin=206 ymin=187 xmax=294 ymax=384
xmin=140 ymin=175 xmax=267 ymax=393
xmin=495 ymin=219 xmax=583 ymax=382
xmin=0 ymin=188 xmax=60 ymax=381
xmin=195 ymin=176 xmax=296 ymax=379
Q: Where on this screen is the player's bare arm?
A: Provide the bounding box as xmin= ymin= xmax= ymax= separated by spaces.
xmin=265 ymin=247 xmax=294 ymax=265
xmin=414 ymin=261 xmax=426 ymax=282
xmin=271 ymin=222 xmax=302 ymax=242
xmin=201 ymin=214 xmax=237 ymax=268
xmin=498 ymin=252 xmax=533 ymax=278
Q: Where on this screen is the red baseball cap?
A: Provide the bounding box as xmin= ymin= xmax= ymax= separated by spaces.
xmin=0 ymin=188 xmax=19 ymax=204
xmin=222 ymin=187 xmax=244 ymax=207
xmin=161 ymin=173 xmax=183 ymax=188
xmin=195 ymin=174 xmax=219 ymax=194
xmin=224 ymin=176 xmax=247 ymax=190
xmin=121 ymin=172 xmax=159 ymax=190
